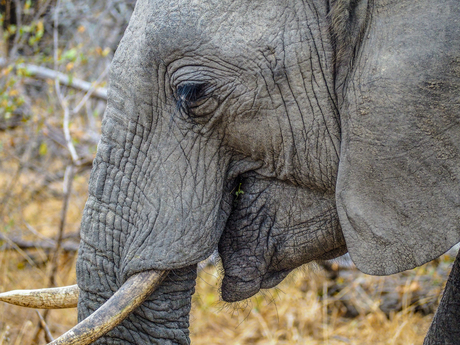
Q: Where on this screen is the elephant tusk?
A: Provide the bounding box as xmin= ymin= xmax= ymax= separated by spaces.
xmin=46 ymin=269 xmax=168 ymax=345
xmin=0 ymin=285 xmax=80 ymax=309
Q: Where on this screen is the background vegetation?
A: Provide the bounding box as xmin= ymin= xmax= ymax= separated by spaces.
xmin=0 ymin=1 xmax=456 ymax=344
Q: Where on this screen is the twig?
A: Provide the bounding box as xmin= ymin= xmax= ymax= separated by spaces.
xmin=9 ymin=0 xmax=22 ymax=58
xmin=62 ymin=106 xmax=80 ymax=164
xmin=36 ymin=310 xmax=55 ymax=342
xmin=72 ymin=64 xmax=110 ymax=114
xmin=0 ymin=234 xmax=79 ymax=253
xmin=0 ymin=58 xmax=108 ymax=100
xmin=24 ymin=222 xmax=57 ymax=242
xmin=48 ymin=166 xmax=76 ymax=287
xmin=0 ymin=233 xmax=41 ymax=268
xmin=53 ymin=0 xmax=63 ymax=106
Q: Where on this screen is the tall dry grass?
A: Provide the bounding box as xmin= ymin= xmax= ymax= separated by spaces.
xmin=189 ymin=257 xmax=450 ymax=345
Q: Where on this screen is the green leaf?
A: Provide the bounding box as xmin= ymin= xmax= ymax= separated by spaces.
xmin=61 ymin=48 xmax=78 ymax=62
xmin=39 ymin=142 xmax=48 ymax=156
xmin=235 ymin=183 xmax=244 ymax=197
xmin=7 ymin=25 xmax=16 ymax=34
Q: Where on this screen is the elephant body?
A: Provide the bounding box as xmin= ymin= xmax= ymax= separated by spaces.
xmin=74 ymin=0 xmax=460 ymax=343
xmin=424 ymin=250 xmax=460 ymax=345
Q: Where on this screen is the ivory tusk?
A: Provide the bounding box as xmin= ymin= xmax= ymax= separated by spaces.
xmin=0 ymin=285 xmax=80 ymax=309
xmin=47 ymin=269 xmax=168 ymax=345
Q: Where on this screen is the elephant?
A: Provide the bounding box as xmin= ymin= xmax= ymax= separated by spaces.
xmin=0 ymin=0 xmax=460 ymax=344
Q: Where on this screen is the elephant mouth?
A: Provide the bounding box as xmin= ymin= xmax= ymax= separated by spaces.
xmin=260 ymin=269 xmax=293 ymax=289
xmin=221 ymin=245 xmax=348 ymax=303
xmin=258 ymin=245 xmax=348 ymax=289
xmin=220 ymin=268 xmax=292 ymax=303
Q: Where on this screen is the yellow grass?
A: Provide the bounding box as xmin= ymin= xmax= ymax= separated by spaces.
xmin=190 ymin=263 xmax=438 ymax=345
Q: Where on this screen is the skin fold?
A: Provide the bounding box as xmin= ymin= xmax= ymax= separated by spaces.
xmin=219 ymin=173 xmax=346 ymax=302
xmin=74 ymin=0 xmax=460 ymax=343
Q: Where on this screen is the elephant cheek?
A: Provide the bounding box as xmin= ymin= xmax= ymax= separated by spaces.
xmin=218 ymin=174 xmax=345 ymax=302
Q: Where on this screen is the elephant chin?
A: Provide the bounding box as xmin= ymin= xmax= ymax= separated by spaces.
xmin=220 ymin=269 xmax=292 ymax=302
xmin=220 ymin=245 xmax=348 ymax=303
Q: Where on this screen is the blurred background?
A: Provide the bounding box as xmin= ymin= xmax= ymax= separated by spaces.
xmin=0 ymin=1 xmax=456 ymax=344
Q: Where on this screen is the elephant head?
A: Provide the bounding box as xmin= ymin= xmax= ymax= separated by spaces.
xmin=1 ymin=0 xmax=459 ymax=344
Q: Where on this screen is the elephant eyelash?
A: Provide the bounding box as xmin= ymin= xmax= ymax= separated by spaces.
xmin=175 ymin=83 xmax=209 ymax=113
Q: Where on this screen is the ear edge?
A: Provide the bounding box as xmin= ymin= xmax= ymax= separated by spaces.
xmin=336 ymin=178 xmax=460 ymax=275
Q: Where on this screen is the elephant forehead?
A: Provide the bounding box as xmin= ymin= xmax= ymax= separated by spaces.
xmin=136 ymin=0 xmax=293 ymax=59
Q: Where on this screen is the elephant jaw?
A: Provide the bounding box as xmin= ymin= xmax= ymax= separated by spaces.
xmin=220 ymin=245 xmax=348 ymax=303
xmin=0 ymin=270 xmax=168 ymax=345
xmin=218 ymin=174 xmax=347 ymax=303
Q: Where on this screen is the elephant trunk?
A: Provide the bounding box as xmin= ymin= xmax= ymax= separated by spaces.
xmin=77 ymin=231 xmax=198 ymax=345
xmin=69 ymin=112 xmax=226 ymax=343
xmin=0 ymin=265 xmax=196 ymax=345
xmin=49 ymin=270 xmax=168 ymax=345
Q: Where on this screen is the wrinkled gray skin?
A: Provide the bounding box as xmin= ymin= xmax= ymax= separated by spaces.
xmin=76 ymin=0 xmax=460 ymax=343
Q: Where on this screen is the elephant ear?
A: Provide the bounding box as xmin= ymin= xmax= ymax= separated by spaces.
xmin=336 ymin=1 xmax=460 ymax=275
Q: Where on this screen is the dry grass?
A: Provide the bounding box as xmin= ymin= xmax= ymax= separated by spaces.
xmin=190 ymin=257 xmax=452 ymax=345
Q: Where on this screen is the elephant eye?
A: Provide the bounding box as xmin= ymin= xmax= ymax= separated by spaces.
xmin=176 ymin=83 xmax=208 ymax=109
xmin=175 ymin=83 xmax=218 ymax=119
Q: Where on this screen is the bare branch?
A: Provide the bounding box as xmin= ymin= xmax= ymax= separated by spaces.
xmin=63 ymin=106 xmax=80 ymax=164
xmin=73 ymin=64 xmax=110 ymax=114
xmin=36 ymin=311 xmax=55 ymax=342
xmin=0 ymin=58 xmax=108 ymax=100
xmin=0 ymin=234 xmax=79 ymax=253
xmin=9 ymin=0 xmax=22 ymax=58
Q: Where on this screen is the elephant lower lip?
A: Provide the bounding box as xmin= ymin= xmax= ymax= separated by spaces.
xmin=220 ymin=247 xmax=348 ymax=303
xmin=260 ymin=269 xmax=292 ymax=289
xmin=221 ymin=269 xmax=293 ymax=302
xmin=220 ymin=277 xmax=262 ymax=302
